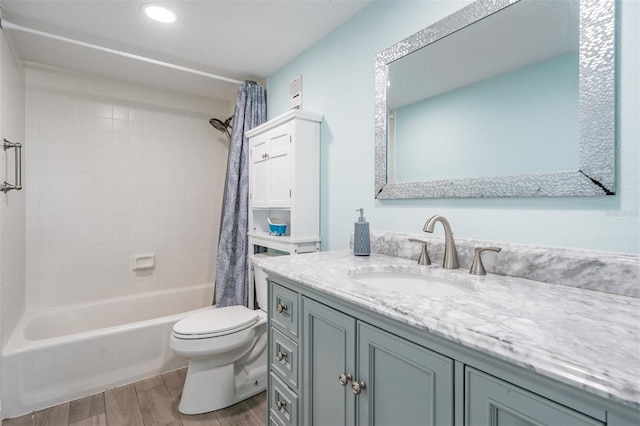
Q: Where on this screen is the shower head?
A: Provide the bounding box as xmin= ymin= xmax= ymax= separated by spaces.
xmin=209 ymin=115 xmax=233 ymax=140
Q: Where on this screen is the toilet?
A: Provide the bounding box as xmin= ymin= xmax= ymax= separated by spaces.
xmin=170 ymin=266 xmax=269 ymax=415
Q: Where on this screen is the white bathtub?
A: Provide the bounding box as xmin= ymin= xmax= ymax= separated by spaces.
xmin=2 ymin=284 xmax=214 ymax=418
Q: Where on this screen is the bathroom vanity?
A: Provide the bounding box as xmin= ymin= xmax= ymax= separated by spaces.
xmin=256 ymin=235 xmax=640 ymax=425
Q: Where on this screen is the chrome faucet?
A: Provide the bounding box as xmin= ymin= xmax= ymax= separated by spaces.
xmin=423 ymin=215 xmax=459 ymax=269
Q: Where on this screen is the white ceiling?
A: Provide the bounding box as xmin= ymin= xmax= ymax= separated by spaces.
xmin=0 ymin=0 xmax=371 ymax=101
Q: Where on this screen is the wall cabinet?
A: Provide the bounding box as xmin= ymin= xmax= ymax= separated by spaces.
xmin=246 ymin=109 xmax=322 ymax=257
xmin=247 ymin=110 xmax=321 ymax=308
xmin=267 ymin=275 xmax=635 ymax=426
xmin=250 ymin=124 xmax=292 ymax=208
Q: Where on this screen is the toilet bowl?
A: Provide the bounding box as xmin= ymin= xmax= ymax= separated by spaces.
xmin=169 ymin=263 xmax=272 ymax=415
xmin=170 ymin=305 xmax=268 ymax=414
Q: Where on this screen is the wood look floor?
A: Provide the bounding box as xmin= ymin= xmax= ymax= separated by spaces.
xmin=2 ymin=368 xmax=267 ymax=426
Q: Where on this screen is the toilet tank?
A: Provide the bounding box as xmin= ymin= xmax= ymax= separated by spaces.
xmin=254 ymin=249 xmax=288 ymax=311
xmin=254 ymin=264 xmax=269 ymax=310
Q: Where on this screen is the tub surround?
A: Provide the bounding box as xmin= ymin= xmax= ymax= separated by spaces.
xmin=254 ymin=241 xmax=640 ymax=410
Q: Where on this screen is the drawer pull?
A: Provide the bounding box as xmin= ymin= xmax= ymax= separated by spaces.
xmin=352 ymin=379 xmax=366 ymax=395
xmin=338 ymin=372 xmax=353 ymax=386
xmin=276 ymin=351 xmax=288 ymax=362
xmin=275 ymin=400 xmax=287 ymax=411
xmin=276 ymin=303 xmax=288 ymax=313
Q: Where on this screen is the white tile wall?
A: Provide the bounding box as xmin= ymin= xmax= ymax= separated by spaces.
xmin=25 ymin=63 xmax=232 ymax=310
xmin=0 ymin=30 xmax=26 ymax=351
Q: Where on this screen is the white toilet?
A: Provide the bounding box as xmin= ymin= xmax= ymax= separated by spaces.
xmin=170 ymin=266 xmax=269 ymax=415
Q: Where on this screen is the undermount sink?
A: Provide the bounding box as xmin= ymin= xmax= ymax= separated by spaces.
xmin=348 ymin=266 xmax=476 ymax=297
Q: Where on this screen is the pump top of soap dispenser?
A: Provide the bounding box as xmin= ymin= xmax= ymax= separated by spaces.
xmin=356 ymin=208 xmax=366 ymax=222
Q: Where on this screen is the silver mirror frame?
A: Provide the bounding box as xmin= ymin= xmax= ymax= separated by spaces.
xmin=374 ymin=0 xmax=615 ymax=199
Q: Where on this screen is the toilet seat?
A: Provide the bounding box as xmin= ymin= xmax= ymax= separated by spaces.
xmin=173 ymin=306 xmax=260 ymax=340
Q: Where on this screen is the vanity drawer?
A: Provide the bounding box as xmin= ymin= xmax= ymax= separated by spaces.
xmin=270 ymin=326 xmax=299 ymax=390
xmin=270 ymin=372 xmax=298 ymax=426
xmin=465 ymin=368 xmax=605 ymax=426
xmin=271 ymin=283 xmax=299 ymax=338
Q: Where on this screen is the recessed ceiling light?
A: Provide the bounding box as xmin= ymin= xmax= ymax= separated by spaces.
xmin=143 ymin=4 xmax=176 ymax=23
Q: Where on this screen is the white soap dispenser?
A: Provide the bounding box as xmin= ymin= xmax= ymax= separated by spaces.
xmin=353 ymin=208 xmax=370 ymax=256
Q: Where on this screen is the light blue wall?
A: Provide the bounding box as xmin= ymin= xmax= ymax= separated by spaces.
xmin=267 ymin=0 xmax=639 ymax=255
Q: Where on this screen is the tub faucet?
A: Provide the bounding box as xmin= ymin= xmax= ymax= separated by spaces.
xmin=423 ymin=215 xmax=459 ymax=269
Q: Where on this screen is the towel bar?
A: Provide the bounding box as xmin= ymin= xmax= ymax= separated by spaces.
xmin=2 ymin=138 xmax=22 ymax=193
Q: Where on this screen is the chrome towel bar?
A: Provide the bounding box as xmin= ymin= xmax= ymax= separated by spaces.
xmin=2 ymin=138 xmax=22 ymax=193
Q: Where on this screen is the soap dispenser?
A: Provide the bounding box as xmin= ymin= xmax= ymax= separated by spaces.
xmin=353 ymin=208 xmax=370 ymax=256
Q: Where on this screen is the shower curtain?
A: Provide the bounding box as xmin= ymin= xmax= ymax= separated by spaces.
xmin=214 ymin=81 xmax=267 ymax=307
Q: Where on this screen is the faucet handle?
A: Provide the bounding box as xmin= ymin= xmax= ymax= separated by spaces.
xmin=469 ymin=247 xmax=502 ymax=276
xmin=408 ymin=238 xmax=431 ymax=266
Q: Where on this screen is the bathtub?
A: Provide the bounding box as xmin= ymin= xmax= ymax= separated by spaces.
xmin=2 ymin=284 xmax=214 ymax=418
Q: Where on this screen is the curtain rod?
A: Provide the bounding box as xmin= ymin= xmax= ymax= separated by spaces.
xmin=0 ymin=18 xmax=244 ymax=85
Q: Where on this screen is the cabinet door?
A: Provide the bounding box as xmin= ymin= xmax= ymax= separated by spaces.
xmin=302 ymin=297 xmax=356 ymax=426
xmin=357 ymin=323 xmax=454 ymax=426
xmin=465 ymin=368 xmax=604 ymax=426
xmin=268 ymin=127 xmax=291 ymax=208
xmin=250 ymin=134 xmax=269 ymax=208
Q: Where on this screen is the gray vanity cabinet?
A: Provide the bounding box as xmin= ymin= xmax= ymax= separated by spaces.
xmin=465 ymin=368 xmax=604 ymax=426
xmin=301 ymin=297 xmax=356 ymax=425
xmin=301 ymin=296 xmax=454 ymax=425
xmin=356 ymin=320 xmax=454 ymax=425
xmin=267 ymin=276 xmax=637 ymax=426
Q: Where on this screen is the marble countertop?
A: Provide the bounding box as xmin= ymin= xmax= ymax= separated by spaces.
xmin=253 ymin=250 xmax=640 ymax=409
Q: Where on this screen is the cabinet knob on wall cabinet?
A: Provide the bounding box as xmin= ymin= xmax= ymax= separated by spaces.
xmin=351 ymin=379 xmax=366 ymax=395
xmin=276 ymin=303 xmax=288 ymax=313
xmin=338 ymin=373 xmax=353 ymax=386
xmin=276 ymin=351 xmax=288 ymax=362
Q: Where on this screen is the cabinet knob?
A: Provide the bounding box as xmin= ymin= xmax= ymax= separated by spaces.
xmin=275 ymin=400 xmax=287 ymax=411
xmin=276 ymin=303 xmax=288 ymax=313
xmin=338 ymin=372 xmax=353 ymax=386
xmin=276 ymin=351 xmax=288 ymax=362
xmin=351 ymin=379 xmax=366 ymax=395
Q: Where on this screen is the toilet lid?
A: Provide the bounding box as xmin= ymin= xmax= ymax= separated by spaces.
xmin=173 ymin=306 xmax=259 ymax=337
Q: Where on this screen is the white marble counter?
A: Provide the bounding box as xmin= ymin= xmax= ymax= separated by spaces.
xmin=253 ymin=250 xmax=640 ymax=410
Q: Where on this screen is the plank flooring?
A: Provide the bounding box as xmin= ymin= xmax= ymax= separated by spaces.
xmin=3 ymin=368 xmax=267 ymax=426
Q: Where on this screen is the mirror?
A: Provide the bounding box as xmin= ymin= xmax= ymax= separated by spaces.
xmin=374 ymin=0 xmax=615 ymax=199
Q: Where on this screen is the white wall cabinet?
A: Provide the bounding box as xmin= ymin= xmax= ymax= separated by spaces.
xmin=250 ymin=124 xmax=292 ymax=208
xmin=247 ymin=109 xmax=322 ymax=254
xmin=247 ymin=110 xmax=322 ymax=306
